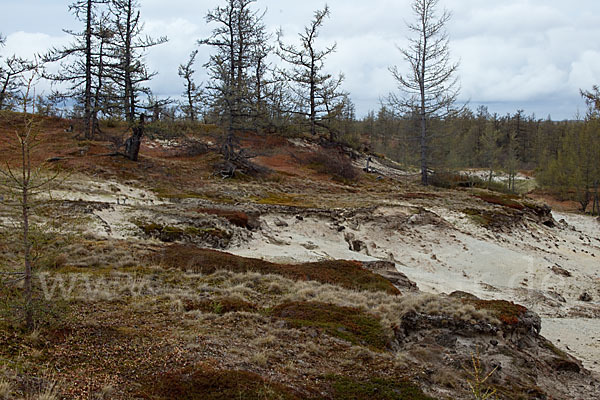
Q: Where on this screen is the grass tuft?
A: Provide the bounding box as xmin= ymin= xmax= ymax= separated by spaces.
xmin=155 ymin=245 xmax=400 ymax=295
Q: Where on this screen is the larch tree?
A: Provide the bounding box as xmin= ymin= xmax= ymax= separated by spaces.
xmin=0 ymin=67 xmax=59 ymax=330
xmin=178 ymin=50 xmax=204 ymax=122
xmin=277 ymin=5 xmax=345 ymax=138
xmin=42 ymin=0 xmax=110 ymax=139
xmin=0 ymin=34 xmax=33 ymax=111
xmin=200 ymin=0 xmax=268 ymax=162
xmin=108 ymin=0 xmax=167 ymax=124
xmin=389 ymin=0 xmax=460 ymax=185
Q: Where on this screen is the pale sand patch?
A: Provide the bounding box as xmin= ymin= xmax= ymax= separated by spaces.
xmin=543 ymin=318 xmax=600 ymax=373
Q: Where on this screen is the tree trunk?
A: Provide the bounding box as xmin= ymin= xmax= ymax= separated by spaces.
xmin=420 ymin=110 xmax=427 ymax=185
xmin=21 ymin=140 xmax=33 ymax=330
xmin=125 ymin=114 xmax=144 ymax=161
xmin=0 ymin=75 xmax=12 ymax=110
xmin=124 ymin=0 xmax=135 ymax=124
xmin=84 ymin=0 xmax=93 ymax=139
xmin=592 ymin=181 xmax=600 ymax=215
xmin=310 ymin=62 xmax=316 ymax=136
xmin=186 ymin=76 xmax=195 ymax=122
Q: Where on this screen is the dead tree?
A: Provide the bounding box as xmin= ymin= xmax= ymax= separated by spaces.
xmin=178 ymin=50 xmax=204 ymax=122
xmin=124 ymin=114 xmax=144 ymax=161
xmin=0 ymin=55 xmax=33 ymax=110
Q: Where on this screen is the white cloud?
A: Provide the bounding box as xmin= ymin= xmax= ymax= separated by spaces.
xmin=2 ymin=0 xmax=600 ymax=119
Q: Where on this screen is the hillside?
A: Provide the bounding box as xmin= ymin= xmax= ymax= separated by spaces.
xmin=0 ymin=115 xmax=599 ymax=399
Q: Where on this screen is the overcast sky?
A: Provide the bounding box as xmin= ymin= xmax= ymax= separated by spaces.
xmin=2 ymin=0 xmax=600 ymax=120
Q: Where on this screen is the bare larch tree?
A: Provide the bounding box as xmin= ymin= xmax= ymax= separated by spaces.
xmin=200 ymin=0 xmax=268 ymax=168
xmin=389 ymin=0 xmax=460 ymax=185
xmin=108 ymin=0 xmax=167 ymax=124
xmin=42 ymin=0 xmax=108 ymax=139
xmin=277 ymin=5 xmax=345 ymax=137
xmin=0 ymin=33 xmax=33 ymax=110
xmin=178 ymin=50 xmax=204 ymax=122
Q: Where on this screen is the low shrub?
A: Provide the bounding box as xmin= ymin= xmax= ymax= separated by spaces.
xmin=308 ymin=148 xmax=359 ymax=183
xmin=462 ymin=299 xmax=528 ymax=326
xmin=140 ymin=366 xmax=300 ymax=400
xmin=329 ymin=376 xmax=435 ymax=400
xmin=183 ymin=297 xmax=257 ymax=314
xmin=270 ymin=301 xmax=391 ymax=350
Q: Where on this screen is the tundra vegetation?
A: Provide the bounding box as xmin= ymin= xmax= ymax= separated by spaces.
xmin=0 ymin=0 xmax=599 ymax=399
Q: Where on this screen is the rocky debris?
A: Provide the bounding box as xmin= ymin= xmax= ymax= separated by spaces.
xmin=350 ymin=240 xmax=367 ymax=253
xmin=579 ymin=292 xmax=593 ymax=302
xmin=518 ymin=310 xmax=542 ymax=336
xmin=362 ymin=261 xmax=419 ymax=293
xmin=551 ymin=264 xmax=572 ymax=277
xmin=548 ymin=291 xmax=567 ymax=303
xmin=343 ymin=232 xmax=368 ymax=254
xmin=408 ymin=209 xmax=451 ymax=227
xmin=274 ymin=217 xmax=289 ymax=227
xmin=301 ymin=241 xmax=318 ymax=250
xmin=531 ymin=204 xmax=556 ymax=227
xmin=396 ymin=311 xmax=498 ymax=339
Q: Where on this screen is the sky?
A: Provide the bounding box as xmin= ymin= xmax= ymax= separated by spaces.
xmin=1 ymin=0 xmax=600 ymax=120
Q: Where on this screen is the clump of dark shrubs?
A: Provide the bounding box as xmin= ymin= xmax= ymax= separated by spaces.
xmin=308 ymin=148 xmax=359 ymax=183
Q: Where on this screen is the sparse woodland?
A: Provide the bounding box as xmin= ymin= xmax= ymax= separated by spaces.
xmin=1 ymin=1 xmax=600 ymax=400
xmin=0 ymin=0 xmax=597 ymax=209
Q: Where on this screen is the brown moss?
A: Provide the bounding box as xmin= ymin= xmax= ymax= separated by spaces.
xmin=154 ymin=245 xmax=400 ymax=295
xmin=474 ymin=193 xmax=525 ymax=210
xmin=183 ymin=297 xmax=257 ymax=314
xmin=140 ymin=366 xmax=300 ymax=400
xmin=270 ymin=301 xmax=391 ymax=351
xmin=329 ymin=375 xmax=436 ymax=400
xmin=462 ymin=208 xmax=520 ymax=229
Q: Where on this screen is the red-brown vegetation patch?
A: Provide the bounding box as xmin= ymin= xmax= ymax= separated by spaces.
xmin=463 ymin=299 xmax=528 ymax=325
xmin=155 ymin=245 xmax=400 ymax=295
xmin=270 ymin=301 xmax=391 ymax=350
xmin=529 ymin=191 xmax=581 ymax=213
xmin=139 ymin=366 xmax=300 ymax=400
xmin=474 ymin=193 xmax=525 ymax=210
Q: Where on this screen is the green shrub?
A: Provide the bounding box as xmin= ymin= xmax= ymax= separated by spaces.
xmin=270 ymin=301 xmax=391 ymax=350
xmin=329 ymin=376 xmax=436 ymax=400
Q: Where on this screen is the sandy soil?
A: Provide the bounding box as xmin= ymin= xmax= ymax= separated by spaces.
xmin=45 ymin=168 xmax=600 ymax=373
xmin=231 ymin=207 xmax=600 ymax=372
